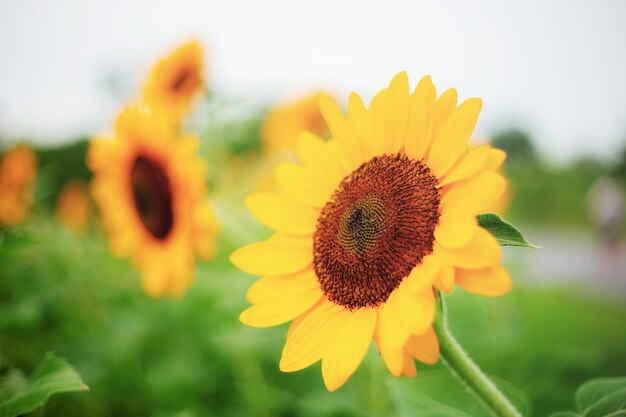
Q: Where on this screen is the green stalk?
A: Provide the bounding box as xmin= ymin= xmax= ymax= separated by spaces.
xmin=433 ymin=295 xmax=523 ymax=417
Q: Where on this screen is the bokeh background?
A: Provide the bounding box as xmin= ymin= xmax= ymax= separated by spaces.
xmin=1 ymin=1 xmax=625 ymax=416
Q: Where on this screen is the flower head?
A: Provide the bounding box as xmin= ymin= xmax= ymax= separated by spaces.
xmin=0 ymin=144 xmax=37 ymax=226
xmin=88 ymin=104 xmax=219 ymax=297
xmin=261 ymin=92 xmax=333 ymax=154
xmin=142 ymin=40 xmax=205 ymax=120
xmin=231 ymin=72 xmax=511 ymax=391
xmin=255 ymin=92 xmax=335 ymax=192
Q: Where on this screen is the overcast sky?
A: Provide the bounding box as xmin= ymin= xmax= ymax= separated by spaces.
xmin=1 ymin=0 xmax=625 ymax=163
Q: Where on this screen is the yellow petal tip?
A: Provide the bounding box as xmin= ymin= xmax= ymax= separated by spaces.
xmin=228 ymin=249 xmax=244 ymax=270
xmin=279 ymin=357 xmax=296 ymax=373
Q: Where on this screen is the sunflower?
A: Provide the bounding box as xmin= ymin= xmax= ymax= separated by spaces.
xmin=88 ymin=104 xmax=218 ymax=298
xmin=0 ymin=144 xmax=37 ymax=227
xmin=231 ymin=72 xmax=511 ymax=391
xmin=255 ymin=92 xmax=335 ymax=192
xmin=142 ymin=40 xmax=205 ymax=119
xmin=56 ymin=180 xmax=91 ymax=234
xmin=261 ymin=92 xmax=332 ymax=154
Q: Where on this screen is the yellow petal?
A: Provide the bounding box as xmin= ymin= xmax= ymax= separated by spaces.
xmin=395 ymin=283 xmax=436 ymax=336
xmin=322 ymin=308 xmax=376 ymax=392
xmin=405 ymin=327 xmax=440 ymax=364
xmin=434 ymin=227 xmax=501 ymax=269
xmin=378 ymin=290 xmax=410 ymax=351
xmin=280 ymin=301 xmax=345 ymax=372
xmin=405 ymin=75 xmax=436 ymax=161
xmin=141 ymin=263 xmax=166 ymax=298
xmin=296 ymin=132 xmax=343 ymax=187
xmin=384 ymin=348 xmax=405 ymax=377
xmin=175 ymin=134 xmax=201 ymax=157
xmin=296 ymin=131 xmax=326 ymax=167
xmin=87 ymin=138 xmax=118 ymax=171
xmin=230 ymin=234 xmax=313 ymax=276
xmin=427 ymin=97 xmax=482 ymax=178
xmin=286 ymin=300 xmax=322 ymax=340
xmin=401 ymin=350 xmax=417 ymax=378
xmin=195 ymin=236 xmax=217 ymax=260
xmin=456 ymin=264 xmax=512 ymax=296
xmin=441 ymin=172 xmax=507 ymax=218
xmin=109 ymin=223 xmax=140 ymax=258
xmin=319 ymin=96 xmax=361 ymax=169
xmin=326 ymin=139 xmax=357 ymax=176
xmin=240 ymin=286 xmax=322 ymax=328
xmin=366 ymin=87 xmax=389 ymax=157
xmin=434 ymin=214 xmax=478 ymax=249
xmin=484 ymin=147 xmax=507 ymax=171
xmin=406 ymin=254 xmax=439 ymax=293
xmin=275 ymin=162 xmax=333 ymax=208
xmin=384 ymin=71 xmax=410 ymax=154
xmin=375 ymin=313 xmax=405 ymax=378
xmin=347 ymin=92 xmax=370 ymax=161
xmin=438 ymin=145 xmax=491 ymax=187
xmin=246 ymin=269 xmax=320 ymax=304
xmin=434 ymin=261 xmax=455 ymax=294
xmin=432 ymin=88 xmax=458 ymax=139
xmin=245 ymin=192 xmax=317 ymax=235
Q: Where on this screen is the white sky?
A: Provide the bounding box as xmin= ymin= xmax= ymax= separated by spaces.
xmin=1 ymin=0 xmax=625 ymax=163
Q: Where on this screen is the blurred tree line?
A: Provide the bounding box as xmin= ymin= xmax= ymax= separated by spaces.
xmin=32 ymin=140 xmax=92 ymax=211
xmin=492 ymin=129 xmax=626 ymax=230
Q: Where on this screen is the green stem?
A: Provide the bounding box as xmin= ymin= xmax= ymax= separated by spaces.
xmin=433 ymin=295 xmax=523 ymax=417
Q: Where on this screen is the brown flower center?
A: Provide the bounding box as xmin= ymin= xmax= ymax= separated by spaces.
xmin=130 ymin=156 xmax=174 ymax=240
xmin=313 ymin=154 xmax=440 ymax=309
xmin=170 ymin=67 xmax=199 ymax=94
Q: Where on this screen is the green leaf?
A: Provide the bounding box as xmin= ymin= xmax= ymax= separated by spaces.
xmin=387 ymin=369 xmax=532 ymax=417
xmin=0 ymin=352 xmax=88 ymax=417
xmin=549 ymin=377 xmax=626 ymax=417
xmin=477 ymin=213 xmax=540 ymax=248
xmin=577 ymin=377 xmax=626 ymax=417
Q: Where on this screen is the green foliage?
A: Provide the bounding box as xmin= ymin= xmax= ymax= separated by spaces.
xmin=611 ymin=140 xmax=626 ymax=179
xmin=444 ymin=288 xmax=626 ymax=416
xmin=489 ymin=128 xmax=625 ymax=231
xmin=34 ymin=139 xmax=91 ymax=209
xmin=550 ymin=377 xmax=626 ymax=417
xmin=0 ymin=352 xmax=87 ymax=417
xmin=387 ymin=370 xmax=531 ymax=417
xmin=492 ymin=129 xmax=538 ymax=164
xmin=503 ymin=157 xmax=615 ymax=230
xmin=478 ymin=213 xmax=540 ymax=248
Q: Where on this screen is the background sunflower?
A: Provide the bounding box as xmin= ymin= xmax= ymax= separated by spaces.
xmin=142 ymin=40 xmax=206 ymax=121
xmin=0 ymin=144 xmax=37 ymax=226
xmin=88 ymin=105 xmax=218 ymax=297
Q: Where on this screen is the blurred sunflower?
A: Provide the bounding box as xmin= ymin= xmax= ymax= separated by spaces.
xmin=88 ymin=105 xmax=218 ymax=298
xmin=256 ymin=92 xmax=334 ymax=191
xmin=231 ymin=72 xmax=510 ymax=391
xmin=261 ymin=92 xmax=332 ymax=154
xmin=0 ymin=144 xmax=37 ymax=226
xmin=56 ymin=179 xmax=90 ymax=234
xmin=142 ymin=40 xmax=205 ymax=120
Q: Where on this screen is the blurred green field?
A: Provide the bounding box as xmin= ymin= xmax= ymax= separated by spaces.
xmin=1 ymin=212 xmax=625 ymax=416
xmin=2 ymin=110 xmax=626 ymax=416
